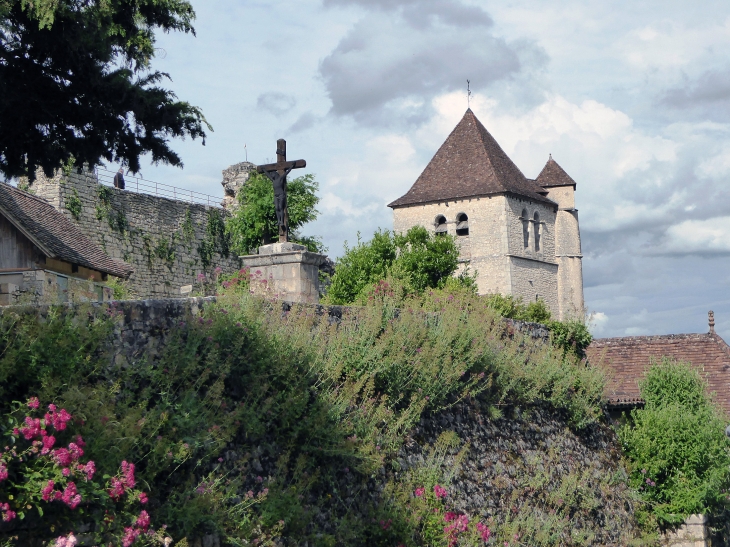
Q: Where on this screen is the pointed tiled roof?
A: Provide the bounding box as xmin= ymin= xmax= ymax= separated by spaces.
xmin=0 ymin=182 xmax=133 ymax=278
xmin=535 ymin=156 xmax=577 ymax=188
xmin=388 ymin=109 xmax=555 ymax=208
xmin=587 ymin=333 xmax=730 ymax=414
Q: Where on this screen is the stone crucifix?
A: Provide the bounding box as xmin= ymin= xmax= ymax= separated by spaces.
xmin=257 ymin=139 xmax=306 ymax=243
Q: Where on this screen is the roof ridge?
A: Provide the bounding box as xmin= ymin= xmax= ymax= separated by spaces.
xmin=591 ymin=333 xmax=708 ymax=343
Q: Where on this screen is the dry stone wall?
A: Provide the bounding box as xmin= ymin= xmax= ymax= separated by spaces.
xmin=28 ymin=170 xmax=241 ymax=299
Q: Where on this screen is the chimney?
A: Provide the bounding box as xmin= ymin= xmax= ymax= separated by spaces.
xmin=709 ymin=310 xmax=715 ymax=335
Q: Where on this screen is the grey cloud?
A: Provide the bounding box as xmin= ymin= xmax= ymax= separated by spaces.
xmin=257 ymin=92 xmax=297 ymax=116
xmin=319 ymin=10 xmax=545 ymax=125
xmin=288 ymin=112 xmax=318 ymax=133
xmin=660 ymin=67 xmax=730 ymax=120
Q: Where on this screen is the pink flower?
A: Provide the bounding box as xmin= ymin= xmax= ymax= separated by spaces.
xmin=1 ymin=502 xmax=17 ymax=522
xmin=74 ymin=435 xmax=86 ymax=447
xmin=82 ymin=461 xmax=95 ymax=481
xmin=477 ymin=522 xmax=491 ymax=542
xmin=444 ymin=512 xmax=459 ymax=522
xmin=122 ymin=526 xmax=140 ymax=547
xmin=52 ymin=448 xmax=72 ymax=467
xmin=121 ymin=461 xmax=136 ymax=488
xmin=62 ymin=468 xmax=71 ymax=477
xmin=414 ymin=487 xmax=425 ymax=497
xmin=41 ymin=435 xmax=56 ymax=454
xmin=41 ymin=480 xmax=55 ymax=501
xmin=433 ymin=484 xmax=448 ymax=499
xmin=19 ymin=416 xmax=42 ymax=440
xmin=0 ymin=462 xmax=8 ymax=482
xmin=135 ymin=510 xmax=151 ymax=531
xmin=54 ymin=533 xmax=77 ymax=547
xmin=109 ymin=477 xmax=125 ymax=500
xmin=67 ymin=443 xmax=83 ymax=461
xmin=27 ymin=397 xmax=40 ymax=409
xmin=139 ymin=492 xmax=148 ymax=504
xmin=61 ymin=482 xmax=81 ymax=509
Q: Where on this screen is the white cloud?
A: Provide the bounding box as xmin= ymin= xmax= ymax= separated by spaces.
xmin=661 ymin=217 xmax=730 ymax=255
xmin=588 ymin=312 xmax=609 ymax=336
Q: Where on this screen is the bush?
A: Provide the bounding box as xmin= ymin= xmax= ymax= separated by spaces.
xmin=0 ymin=290 xmax=607 ymax=545
xmin=325 ymin=227 xmax=471 ymax=305
xmin=619 ymin=358 xmax=730 ymax=528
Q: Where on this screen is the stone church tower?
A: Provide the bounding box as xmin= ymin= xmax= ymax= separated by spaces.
xmin=388 ymin=109 xmax=584 ymax=320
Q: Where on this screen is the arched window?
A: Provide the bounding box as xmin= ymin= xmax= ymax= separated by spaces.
xmin=521 ymin=209 xmax=529 ymax=248
xmin=533 ymin=211 xmax=541 ymax=252
xmin=455 ymin=212 xmax=469 ymax=236
xmin=434 ymin=215 xmax=447 ymax=236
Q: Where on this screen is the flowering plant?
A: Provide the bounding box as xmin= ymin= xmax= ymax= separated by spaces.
xmin=0 ymin=398 xmax=168 ymax=546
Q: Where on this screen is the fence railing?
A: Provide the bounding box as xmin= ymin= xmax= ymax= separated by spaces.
xmin=95 ymin=167 xmax=222 ymax=207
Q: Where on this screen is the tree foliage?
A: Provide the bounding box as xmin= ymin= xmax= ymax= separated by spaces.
xmin=225 ymin=172 xmax=323 ymax=254
xmin=619 ymin=358 xmax=730 ymax=528
xmin=0 ymin=0 xmax=210 ymax=180
xmin=324 ymin=227 xmax=469 ymax=305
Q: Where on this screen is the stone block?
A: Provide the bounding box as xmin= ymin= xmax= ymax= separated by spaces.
xmin=0 ymin=294 xmax=15 ymax=305
xmin=0 ymin=283 xmax=19 ymax=294
xmin=240 ymin=245 xmax=327 ymax=304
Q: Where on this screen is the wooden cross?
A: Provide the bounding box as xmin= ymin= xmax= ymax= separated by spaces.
xmin=257 ymin=138 xmax=306 ymax=243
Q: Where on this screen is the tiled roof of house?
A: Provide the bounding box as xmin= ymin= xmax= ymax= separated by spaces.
xmin=0 ymin=182 xmax=133 ymax=278
xmin=388 ymin=109 xmax=556 ymax=208
xmin=586 ymin=332 xmax=730 ymax=414
xmin=535 ymin=156 xmax=577 ymax=188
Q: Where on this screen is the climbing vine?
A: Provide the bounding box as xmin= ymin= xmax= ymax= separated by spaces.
xmin=197 ymin=210 xmax=230 ymax=269
xmin=65 ymin=189 xmax=82 ymax=220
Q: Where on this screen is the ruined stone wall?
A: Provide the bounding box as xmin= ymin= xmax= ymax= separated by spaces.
xmin=28 ymin=171 xmax=240 ymax=299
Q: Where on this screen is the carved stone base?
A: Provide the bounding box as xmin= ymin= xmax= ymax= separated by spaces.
xmin=239 ymin=242 xmax=326 ymax=304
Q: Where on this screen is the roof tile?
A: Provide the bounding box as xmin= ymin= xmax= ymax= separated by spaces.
xmin=388 ymin=109 xmax=555 ymax=208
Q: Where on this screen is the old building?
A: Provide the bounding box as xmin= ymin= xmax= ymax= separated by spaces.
xmin=0 ymin=182 xmax=133 ymax=304
xmin=586 ymin=313 xmax=730 ymax=415
xmin=388 ymin=109 xmax=584 ymax=320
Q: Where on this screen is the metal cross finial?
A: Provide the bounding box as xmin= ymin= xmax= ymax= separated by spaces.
xmin=709 ymin=310 xmax=715 ymax=334
xmin=244 ymin=143 xmax=247 ymax=162
xmin=467 ymin=79 xmax=472 ymax=108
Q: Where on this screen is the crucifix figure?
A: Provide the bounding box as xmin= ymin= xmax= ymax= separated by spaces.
xmin=257 ymin=139 xmax=306 ymax=242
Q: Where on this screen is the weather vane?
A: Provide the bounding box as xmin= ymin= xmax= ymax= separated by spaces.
xmin=467 ymin=79 xmax=472 ymax=108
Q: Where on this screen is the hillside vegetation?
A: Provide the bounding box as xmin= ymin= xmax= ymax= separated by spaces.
xmin=0 ymin=288 xmax=650 ymax=546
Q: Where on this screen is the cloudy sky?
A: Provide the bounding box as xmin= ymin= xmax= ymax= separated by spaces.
xmin=132 ymin=0 xmax=730 ymax=339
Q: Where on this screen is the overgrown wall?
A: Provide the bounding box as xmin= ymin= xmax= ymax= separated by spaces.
xmin=27 ymin=171 xmax=240 ymax=298
xmin=0 ymin=298 xmax=645 ymax=545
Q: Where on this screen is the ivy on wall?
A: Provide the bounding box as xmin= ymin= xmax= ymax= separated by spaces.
xmin=197 ymin=210 xmax=230 ymax=269
xmin=65 ymin=189 xmax=82 ymax=220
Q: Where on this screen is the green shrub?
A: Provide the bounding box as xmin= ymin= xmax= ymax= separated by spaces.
xmin=0 ymin=289 xmax=608 ymax=545
xmin=619 ymin=358 xmax=730 ymax=528
xmin=325 ymin=227 xmax=470 ymax=305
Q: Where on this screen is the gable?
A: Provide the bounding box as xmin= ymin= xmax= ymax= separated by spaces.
xmin=0 ymin=214 xmax=44 ymax=270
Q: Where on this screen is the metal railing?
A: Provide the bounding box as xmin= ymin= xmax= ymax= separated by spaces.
xmin=94 ymin=167 xmax=222 ymax=207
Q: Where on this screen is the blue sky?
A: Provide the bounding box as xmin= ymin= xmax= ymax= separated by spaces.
xmin=130 ymin=0 xmax=730 ymax=339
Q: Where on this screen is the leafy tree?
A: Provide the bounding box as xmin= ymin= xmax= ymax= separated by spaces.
xmin=0 ymin=0 xmax=210 ymax=180
xmin=325 ymin=226 xmax=467 ymax=305
xmin=619 ymin=359 xmax=730 ymax=528
xmin=225 ymin=172 xmax=323 ymax=254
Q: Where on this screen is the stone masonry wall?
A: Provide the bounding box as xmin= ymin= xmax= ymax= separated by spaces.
xmin=392 ymin=194 xmax=562 ymax=316
xmin=28 ymin=170 xmax=241 ymax=299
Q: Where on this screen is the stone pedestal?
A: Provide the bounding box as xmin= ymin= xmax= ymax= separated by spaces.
xmin=239 ymin=242 xmax=327 ymax=304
